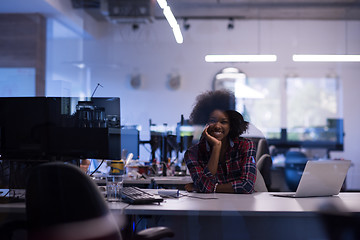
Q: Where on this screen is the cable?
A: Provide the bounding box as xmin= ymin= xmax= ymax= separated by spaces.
xmin=135 ymin=216 xmax=144 ymax=229
xmin=179 ymin=193 xmax=218 ymax=200
xmin=89 ymin=159 xmax=105 ymax=177
xmin=3 ymin=189 xmax=10 ymax=197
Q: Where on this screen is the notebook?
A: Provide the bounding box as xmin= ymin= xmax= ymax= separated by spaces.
xmin=272 ymin=160 xmax=351 ymax=198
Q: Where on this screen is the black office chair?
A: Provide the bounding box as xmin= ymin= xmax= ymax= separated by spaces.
xmin=0 ymin=162 xmax=174 ymax=240
xmin=318 ymin=201 xmax=360 ymax=240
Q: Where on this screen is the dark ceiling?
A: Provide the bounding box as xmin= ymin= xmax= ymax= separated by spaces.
xmin=71 ymin=0 xmax=360 ymax=23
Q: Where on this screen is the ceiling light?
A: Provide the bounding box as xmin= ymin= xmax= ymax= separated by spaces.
xmin=293 ymin=55 xmax=360 ymax=62
xmin=163 ymin=6 xmax=177 ymax=28
xmin=157 ymin=0 xmax=167 ymax=9
xmin=157 ymin=0 xmax=183 ymax=44
xmin=205 ymin=55 xmax=277 ymax=62
xmin=172 ymin=24 xmax=183 ymax=44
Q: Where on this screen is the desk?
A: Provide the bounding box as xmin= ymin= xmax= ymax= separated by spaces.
xmin=117 ymin=192 xmax=360 ymax=240
xmin=2 ymin=192 xmax=359 ymax=240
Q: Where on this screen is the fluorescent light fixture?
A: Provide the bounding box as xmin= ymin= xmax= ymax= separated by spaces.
xmin=293 ymin=54 xmax=360 ymax=62
xmin=172 ymin=24 xmax=183 ymax=44
xmin=205 ymin=55 xmax=277 ymax=62
xmin=157 ymin=0 xmax=167 ymax=9
xmin=156 ymin=1 xmax=183 ymax=44
xmin=163 ymin=6 xmax=177 ymax=29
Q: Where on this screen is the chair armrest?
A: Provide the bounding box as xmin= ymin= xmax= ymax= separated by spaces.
xmin=134 ymin=226 xmax=174 ymax=240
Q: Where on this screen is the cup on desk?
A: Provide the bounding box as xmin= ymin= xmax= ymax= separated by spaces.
xmin=106 ymin=175 xmax=123 ymax=202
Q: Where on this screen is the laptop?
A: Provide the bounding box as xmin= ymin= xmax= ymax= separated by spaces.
xmin=272 ymin=160 xmax=351 ymax=198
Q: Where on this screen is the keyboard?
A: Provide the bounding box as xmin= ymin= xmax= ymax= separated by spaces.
xmin=121 ymin=186 xmax=163 ymax=204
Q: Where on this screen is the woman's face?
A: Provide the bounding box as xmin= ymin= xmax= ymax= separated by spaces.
xmin=207 ymin=110 xmax=230 ymax=141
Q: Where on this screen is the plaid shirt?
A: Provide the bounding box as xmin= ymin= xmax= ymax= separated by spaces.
xmin=184 ymin=136 xmax=257 ymax=193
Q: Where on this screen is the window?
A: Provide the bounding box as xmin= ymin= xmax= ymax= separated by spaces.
xmin=238 ymin=77 xmax=281 ymax=139
xmin=214 ymin=68 xmax=343 ymax=148
xmin=286 ymin=77 xmax=341 ymax=143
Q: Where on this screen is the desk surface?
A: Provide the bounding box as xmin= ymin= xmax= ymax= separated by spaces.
xmin=3 ymin=191 xmax=358 ymax=240
xmin=2 ymin=192 xmax=359 ymax=216
xmin=120 ymin=191 xmax=360 ymax=217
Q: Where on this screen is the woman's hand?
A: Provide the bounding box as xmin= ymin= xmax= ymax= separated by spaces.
xmin=202 ymin=125 xmax=221 ymax=147
xmin=185 ymin=183 xmax=195 ymax=192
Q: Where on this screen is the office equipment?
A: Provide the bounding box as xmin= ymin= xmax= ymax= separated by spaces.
xmin=272 ymin=160 xmax=351 ymax=198
xmin=121 ymin=186 xmax=164 ymax=204
xmin=0 ymin=162 xmax=174 ymax=240
xmin=157 ymin=189 xmax=180 ymax=198
xmin=0 ymin=189 xmax=25 ymax=203
xmin=0 ymin=97 xmax=121 ymax=161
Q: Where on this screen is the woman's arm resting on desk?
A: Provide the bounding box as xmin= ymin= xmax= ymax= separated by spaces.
xmin=184 ymin=148 xmax=217 ymax=193
xmin=215 ymin=183 xmax=234 ymax=193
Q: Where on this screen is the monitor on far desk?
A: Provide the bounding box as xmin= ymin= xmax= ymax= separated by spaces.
xmin=0 ymin=97 xmax=121 ymax=189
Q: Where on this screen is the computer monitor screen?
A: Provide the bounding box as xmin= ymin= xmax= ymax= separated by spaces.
xmin=0 ymin=97 xmax=121 ymax=161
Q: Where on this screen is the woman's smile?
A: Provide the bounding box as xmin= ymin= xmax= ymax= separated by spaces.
xmin=207 ymin=110 xmax=230 ymax=141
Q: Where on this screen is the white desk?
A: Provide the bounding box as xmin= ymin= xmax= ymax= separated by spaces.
xmin=2 ymin=192 xmax=359 ymax=240
xmin=116 ymin=192 xmax=360 ymax=240
xmin=123 ymin=192 xmax=360 ymax=216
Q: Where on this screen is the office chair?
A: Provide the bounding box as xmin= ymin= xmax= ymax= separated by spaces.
xmin=318 ymin=201 xmax=360 ymax=240
xmin=0 ymin=162 xmax=174 ymax=240
xmin=254 ymin=138 xmax=273 ymax=190
xmin=254 ymin=168 xmax=268 ymax=192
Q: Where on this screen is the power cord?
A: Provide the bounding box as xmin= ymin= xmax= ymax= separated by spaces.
xmin=89 ymin=159 xmax=105 ymax=177
xmin=179 ymin=193 xmax=218 ymax=200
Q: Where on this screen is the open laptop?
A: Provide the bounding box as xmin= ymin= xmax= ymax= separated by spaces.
xmin=272 ymin=160 xmax=351 ymax=198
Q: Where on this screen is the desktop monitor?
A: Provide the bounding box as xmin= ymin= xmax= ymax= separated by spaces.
xmin=0 ymin=97 xmax=121 ymax=161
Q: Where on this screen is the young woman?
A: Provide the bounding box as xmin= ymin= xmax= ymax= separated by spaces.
xmin=184 ymin=90 xmax=257 ymax=193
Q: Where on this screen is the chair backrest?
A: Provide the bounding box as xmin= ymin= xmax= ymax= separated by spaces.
xmin=253 ymin=138 xmax=273 ymax=190
xmin=254 ymin=169 xmax=268 ymax=192
xmin=255 ymin=138 xmax=270 ymax=162
xmin=26 ymin=162 xmax=122 ymax=240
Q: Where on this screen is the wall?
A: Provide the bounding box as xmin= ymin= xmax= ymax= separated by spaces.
xmin=0 ymin=13 xmax=46 ymax=96
xmin=46 ymin=19 xmax=360 ymax=190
